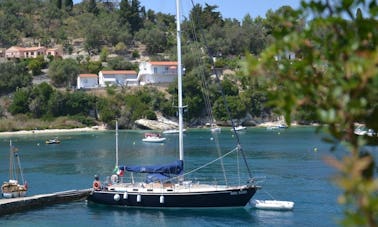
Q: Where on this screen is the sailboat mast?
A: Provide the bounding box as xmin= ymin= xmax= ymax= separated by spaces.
xmin=176 ymin=0 xmax=184 ymax=162
xmin=9 ymin=140 xmax=13 ymax=180
xmin=115 ymin=120 xmax=119 ymax=167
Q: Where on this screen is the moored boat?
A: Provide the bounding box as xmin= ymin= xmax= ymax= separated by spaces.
xmin=87 ymin=0 xmax=260 ymax=208
xmin=142 ymin=133 xmax=166 ymax=143
xmin=162 ymin=128 xmax=186 ymax=134
xmin=1 ymin=140 xmax=28 ymax=198
xmin=46 ymin=138 xmax=61 ymax=144
xmin=232 ymin=125 xmax=247 ymax=131
xmin=250 ymin=199 xmax=295 ymax=211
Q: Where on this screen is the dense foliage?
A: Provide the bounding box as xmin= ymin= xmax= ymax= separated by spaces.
xmin=0 ymin=62 xmax=32 ymax=95
xmin=1 ymin=0 xmax=290 ymax=127
xmin=0 ymin=0 xmax=282 ymax=57
xmin=5 ymin=82 xmax=169 ymax=128
xmin=248 ymin=1 xmax=378 ymax=225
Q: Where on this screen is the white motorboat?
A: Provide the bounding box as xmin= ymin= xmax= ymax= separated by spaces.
xmin=142 ymin=133 xmax=166 ymax=143
xmin=163 ymin=128 xmax=186 ymax=134
xmin=250 ymin=199 xmax=295 ymax=211
xmin=211 ymin=126 xmax=221 ymax=133
xmin=232 ymin=125 xmax=247 ymax=131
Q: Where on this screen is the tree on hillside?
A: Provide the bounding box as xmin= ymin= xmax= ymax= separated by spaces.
xmin=8 ymin=88 xmax=30 ymax=115
xmin=136 ymin=21 xmax=169 ymax=54
xmin=242 ymin=15 xmax=267 ymax=55
xmin=48 ymin=59 xmax=80 ymax=88
xmin=0 ymin=62 xmax=32 ymax=95
xmin=119 ymin=0 xmax=143 ymax=34
xmin=189 ymin=3 xmax=223 ymax=31
xmin=248 ymin=1 xmax=378 ymax=225
xmin=29 ymin=82 xmax=54 ymax=118
xmin=64 ymin=0 xmax=73 ymax=11
xmin=55 ymin=0 xmax=62 ymax=9
xmin=87 ymin=0 xmax=98 ymax=15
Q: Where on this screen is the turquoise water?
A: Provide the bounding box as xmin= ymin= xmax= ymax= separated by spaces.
xmin=0 ymin=127 xmax=347 ymax=226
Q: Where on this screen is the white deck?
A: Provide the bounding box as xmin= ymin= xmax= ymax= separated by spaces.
xmin=106 ymin=182 xmax=247 ymax=194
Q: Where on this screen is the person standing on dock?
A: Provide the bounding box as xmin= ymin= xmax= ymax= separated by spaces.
xmin=93 ymin=175 xmax=102 ymax=191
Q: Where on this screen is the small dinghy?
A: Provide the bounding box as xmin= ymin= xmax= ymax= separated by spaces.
xmin=251 ymin=199 xmax=295 ymax=211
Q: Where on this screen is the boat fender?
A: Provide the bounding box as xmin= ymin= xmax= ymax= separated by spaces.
xmin=114 ymin=194 xmax=120 ymax=201
xmin=111 ymin=174 xmax=119 ymax=184
xmin=123 ymin=192 xmax=128 ymax=199
xmin=160 ymin=195 xmax=164 ymax=204
xmin=137 ymin=194 xmax=141 ymax=202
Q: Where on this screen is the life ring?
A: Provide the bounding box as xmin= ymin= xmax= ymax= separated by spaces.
xmin=93 ymin=181 xmax=101 ymax=190
xmin=111 ymin=174 xmax=119 ymax=184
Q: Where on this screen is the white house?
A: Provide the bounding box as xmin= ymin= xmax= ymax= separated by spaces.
xmin=98 ymin=70 xmax=138 ymax=87
xmin=138 ymin=61 xmax=178 ymax=85
xmin=77 ymin=74 xmax=98 ymax=89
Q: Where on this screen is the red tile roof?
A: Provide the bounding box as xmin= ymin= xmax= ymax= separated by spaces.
xmin=79 ymin=74 xmax=98 ymax=78
xmin=150 ymin=61 xmax=177 ymax=66
xmin=101 ymin=70 xmax=137 ymax=75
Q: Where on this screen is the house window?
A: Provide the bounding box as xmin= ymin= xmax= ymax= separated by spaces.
xmin=154 ymin=67 xmax=158 ymax=74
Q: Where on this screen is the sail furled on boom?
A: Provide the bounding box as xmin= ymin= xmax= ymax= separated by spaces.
xmin=119 ymin=160 xmax=183 ymax=175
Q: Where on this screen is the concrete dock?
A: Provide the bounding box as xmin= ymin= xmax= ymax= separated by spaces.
xmin=0 ymin=189 xmax=92 ymax=216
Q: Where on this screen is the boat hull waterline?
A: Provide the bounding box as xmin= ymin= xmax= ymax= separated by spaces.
xmin=87 ymin=186 xmax=258 ymax=207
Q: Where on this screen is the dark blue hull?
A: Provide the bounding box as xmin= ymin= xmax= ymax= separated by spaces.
xmin=87 ymin=186 xmax=258 ymax=208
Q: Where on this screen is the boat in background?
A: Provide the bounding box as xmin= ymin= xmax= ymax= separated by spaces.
xmin=46 ymin=138 xmax=61 ymax=144
xmin=250 ymin=199 xmax=295 ymax=211
xmin=232 ymin=125 xmax=247 ymax=131
xmin=163 ymin=128 xmax=186 ymax=134
xmin=266 ymin=124 xmax=288 ymax=131
xmin=354 ymin=125 xmax=376 ymax=137
xmin=210 ymin=123 xmax=221 ymax=133
xmin=210 ymin=126 xmax=221 ymax=133
xmin=142 ymin=133 xmax=166 ymax=143
xmin=1 ymin=140 xmax=28 ymax=198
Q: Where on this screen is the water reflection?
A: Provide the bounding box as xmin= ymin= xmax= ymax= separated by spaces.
xmin=87 ymin=202 xmax=255 ymax=226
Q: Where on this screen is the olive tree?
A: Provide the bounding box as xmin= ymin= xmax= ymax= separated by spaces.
xmin=48 ymin=58 xmax=80 ymax=88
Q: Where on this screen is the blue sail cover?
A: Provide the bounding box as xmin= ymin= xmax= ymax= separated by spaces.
xmin=119 ymin=160 xmax=183 ymax=175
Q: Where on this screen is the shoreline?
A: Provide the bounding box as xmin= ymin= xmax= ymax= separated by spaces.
xmin=0 ymin=121 xmax=313 ymax=136
xmin=0 ymin=125 xmax=107 ymax=136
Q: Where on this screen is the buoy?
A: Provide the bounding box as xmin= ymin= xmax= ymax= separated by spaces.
xmin=123 ymin=192 xmax=128 ymax=199
xmin=114 ymin=194 xmax=120 ymax=201
xmin=160 ymin=195 xmax=164 ymax=204
xmin=314 ymin=147 xmax=318 ymax=152
xmin=137 ymin=194 xmax=141 ymax=202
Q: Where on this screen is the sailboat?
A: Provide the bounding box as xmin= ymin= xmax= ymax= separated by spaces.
xmin=87 ymin=0 xmax=260 ymax=208
xmin=1 ymin=140 xmax=28 ymax=198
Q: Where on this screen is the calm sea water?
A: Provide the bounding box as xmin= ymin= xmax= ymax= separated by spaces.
xmin=0 ymin=127 xmax=353 ymax=226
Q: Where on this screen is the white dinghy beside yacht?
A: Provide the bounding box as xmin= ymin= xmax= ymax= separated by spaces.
xmin=250 ymin=199 xmax=295 ymax=211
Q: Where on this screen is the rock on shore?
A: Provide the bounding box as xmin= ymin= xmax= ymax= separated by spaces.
xmin=135 ymin=116 xmax=178 ymax=130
